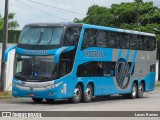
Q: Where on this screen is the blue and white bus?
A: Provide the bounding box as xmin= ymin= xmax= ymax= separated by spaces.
xmin=5 ymin=23 xmax=157 ymax=103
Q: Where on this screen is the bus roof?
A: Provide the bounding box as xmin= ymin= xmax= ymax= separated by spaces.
xmin=25 ymin=22 xmax=83 ymax=27
xmin=25 ymin=22 xmax=155 ymax=37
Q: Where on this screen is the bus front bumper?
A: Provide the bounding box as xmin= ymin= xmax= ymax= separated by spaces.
xmin=12 ymin=81 xmax=66 ymax=99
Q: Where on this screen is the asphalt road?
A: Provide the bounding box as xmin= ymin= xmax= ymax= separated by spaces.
xmin=0 ymin=88 xmax=160 ymax=120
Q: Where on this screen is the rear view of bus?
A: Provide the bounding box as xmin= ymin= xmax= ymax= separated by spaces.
xmin=5 ymin=23 xmax=156 ymax=103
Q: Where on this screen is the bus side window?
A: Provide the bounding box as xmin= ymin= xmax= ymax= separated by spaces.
xmin=64 ymin=27 xmax=81 ymax=46
xmin=139 ymin=35 xmax=143 ymax=50
xmin=149 ymin=37 xmax=156 ymax=51
xmin=130 ymin=34 xmax=140 ymax=50
xmin=95 ymin=30 xmax=108 ymax=48
xmin=108 ymin=32 xmax=120 ymax=48
xmin=143 ymin=36 xmax=150 ymax=50
xmin=82 ymin=29 xmax=95 ymax=48
xmin=120 ymin=33 xmax=130 ymax=49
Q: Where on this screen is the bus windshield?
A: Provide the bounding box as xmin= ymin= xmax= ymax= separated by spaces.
xmin=18 ymin=26 xmax=64 ymax=45
xmin=14 ymin=54 xmax=57 ymax=81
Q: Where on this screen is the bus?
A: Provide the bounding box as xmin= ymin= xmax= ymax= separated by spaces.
xmin=5 ymin=23 xmax=157 ymax=103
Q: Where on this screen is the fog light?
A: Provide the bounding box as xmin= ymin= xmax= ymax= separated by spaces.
xmin=48 ymin=92 xmax=55 ymax=96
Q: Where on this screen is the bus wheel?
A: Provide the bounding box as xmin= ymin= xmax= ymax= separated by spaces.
xmin=137 ymin=82 xmax=144 ymax=98
xmin=71 ymin=84 xmax=82 ymax=103
xmin=45 ymin=99 xmax=54 ymax=102
xmin=129 ymin=83 xmax=137 ymax=99
xmin=32 ymin=98 xmax=43 ymax=103
xmin=83 ymin=84 xmax=93 ymax=103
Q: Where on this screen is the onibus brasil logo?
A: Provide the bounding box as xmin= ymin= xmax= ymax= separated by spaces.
xmin=115 ymin=58 xmax=131 ymax=89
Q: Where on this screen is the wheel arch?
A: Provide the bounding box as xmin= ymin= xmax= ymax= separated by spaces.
xmin=139 ymin=79 xmax=146 ymax=92
xmin=132 ymin=79 xmax=138 ymax=90
xmin=87 ymin=82 xmax=94 ymax=96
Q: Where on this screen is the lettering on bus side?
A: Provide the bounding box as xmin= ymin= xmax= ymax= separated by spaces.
xmin=24 ymin=50 xmax=48 ymax=55
xmin=115 ymin=58 xmax=130 ymax=89
xmin=84 ymin=50 xmax=105 ymax=58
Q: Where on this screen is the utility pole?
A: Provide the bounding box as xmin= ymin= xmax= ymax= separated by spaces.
xmin=135 ymin=0 xmax=143 ymax=29
xmin=136 ymin=3 xmax=140 ymax=29
xmin=0 ymin=0 xmax=9 ymax=92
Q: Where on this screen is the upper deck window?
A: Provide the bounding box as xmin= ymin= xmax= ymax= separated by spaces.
xmin=63 ymin=26 xmax=82 ymax=46
xmin=18 ymin=26 xmax=64 ymax=45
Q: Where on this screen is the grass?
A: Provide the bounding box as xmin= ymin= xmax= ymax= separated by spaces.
xmin=155 ymin=82 xmax=160 ymax=88
xmin=0 ymin=92 xmax=12 ymax=98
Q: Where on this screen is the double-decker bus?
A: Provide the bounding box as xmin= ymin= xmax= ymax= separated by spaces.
xmin=5 ymin=23 xmax=156 ymax=103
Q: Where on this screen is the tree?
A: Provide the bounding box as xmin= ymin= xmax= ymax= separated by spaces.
xmin=0 ymin=12 xmax=19 ymax=30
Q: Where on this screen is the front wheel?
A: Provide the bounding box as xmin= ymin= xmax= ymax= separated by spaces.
xmin=129 ymin=83 xmax=138 ymax=99
xmin=137 ymin=82 xmax=144 ymax=98
xmin=70 ymin=84 xmax=82 ymax=103
xmin=83 ymin=84 xmax=93 ymax=103
xmin=32 ymin=98 xmax=43 ymax=103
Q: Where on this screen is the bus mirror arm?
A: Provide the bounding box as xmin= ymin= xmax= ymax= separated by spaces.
xmin=54 ymin=46 xmax=75 ymax=63
xmin=4 ymin=46 xmax=16 ymax=62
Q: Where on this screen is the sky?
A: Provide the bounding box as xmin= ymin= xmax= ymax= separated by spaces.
xmin=0 ymin=0 xmax=160 ymax=30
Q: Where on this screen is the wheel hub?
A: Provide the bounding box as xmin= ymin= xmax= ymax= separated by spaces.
xmin=85 ymin=88 xmax=91 ymax=99
xmin=132 ymin=86 xmax=136 ymax=97
xmin=74 ymin=88 xmax=80 ymax=99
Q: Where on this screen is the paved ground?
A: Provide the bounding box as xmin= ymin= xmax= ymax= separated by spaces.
xmin=0 ymin=88 xmax=160 ymax=120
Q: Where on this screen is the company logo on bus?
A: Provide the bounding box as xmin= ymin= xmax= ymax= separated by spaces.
xmin=24 ymin=50 xmax=48 ymax=55
xmin=84 ymin=50 xmax=105 ymax=58
xmin=115 ymin=58 xmax=130 ymax=89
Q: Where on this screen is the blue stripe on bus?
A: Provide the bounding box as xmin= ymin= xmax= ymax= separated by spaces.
xmin=130 ymin=50 xmax=138 ymax=74
xmin=118 ymin=49 xmax=123 ymax=59
xmin=125 ymin=50 xmax=130 ymax=61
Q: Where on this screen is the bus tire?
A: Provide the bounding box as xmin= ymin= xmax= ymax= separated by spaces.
xmin=32 ymin=98 xmax=43 ymax=103
xmin=137 ymin=82 xmax=144 ymax=98
xmin=83 ymin=84 xmax=93 ymax=103
xmin=129 ymin=82 xmax=138 ymax=99
xmin=71 ymin=84 xmax=82 ymax=103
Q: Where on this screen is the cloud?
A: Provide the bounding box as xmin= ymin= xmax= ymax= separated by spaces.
xmin=0 ymin=0 xmax=159 ymax=29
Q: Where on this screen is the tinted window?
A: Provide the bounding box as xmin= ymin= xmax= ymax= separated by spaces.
xmin=139 ymin=36 xmax=143 ymax=50
xmin=108 ymin=32 xmax=120 ymax=48
xmin=64 ymin=27 xmax=82 ymax=46
xmin=130 ymin=34 xmax=140 ymax=50
xmin=143 ymin=36 xmax=150 ymax=50
xmin=140 ymin=36 xmax=156 ymax=51
xmin=18 ymin=26 xmax=63 ymax=45
xmin=82 ymin=29 xmax=95 ymax=48
xmin=120 ymin=33 xmax=130 ymax=49
xmin=77 ymin=61 xmax=134 ymax=77
xmin=148 ymin=37 xmax=156 ymax=51
xmin=95 ymin=30 xmax=108 ymax=47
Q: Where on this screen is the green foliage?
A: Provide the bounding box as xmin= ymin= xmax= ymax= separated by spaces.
xmin=0 ymin=12 xmax=19 ymax=30
xmin=74 ymin=1 xmax=160 ymax=60
xmin=0 ymin=30 xmax=21 ymax=43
